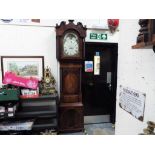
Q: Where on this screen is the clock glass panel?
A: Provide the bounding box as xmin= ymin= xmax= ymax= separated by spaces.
xmin=63 ymin=33 xmax=79 ymax=56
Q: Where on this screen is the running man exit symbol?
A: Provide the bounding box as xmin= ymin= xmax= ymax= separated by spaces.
xmin=90 ymin=33 xmax=107 ymax=40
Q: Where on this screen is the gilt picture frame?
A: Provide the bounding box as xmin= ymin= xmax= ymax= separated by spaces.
xmin=1 ymin=56 xmax=44 ymax=80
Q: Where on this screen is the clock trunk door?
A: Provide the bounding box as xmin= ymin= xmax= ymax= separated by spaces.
xmin=60 ymin=64 xmax=82 ymax=103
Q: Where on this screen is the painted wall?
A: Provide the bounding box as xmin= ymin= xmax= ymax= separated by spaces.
xmin=0 ymin=24 xmax=58 ymax=90
xmin=0 ymin=19 xmax=119 ymax=91
xmin=115 ymin=19 xmax=155 ymax=135
xmin=0 ymin=19 xmax=108 ymax=29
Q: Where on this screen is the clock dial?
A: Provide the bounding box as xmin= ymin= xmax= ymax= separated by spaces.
xmin=63 ymin=33 xmax=79 ymax=56
xmin=45 ymin=78 xmax=50 ymax=83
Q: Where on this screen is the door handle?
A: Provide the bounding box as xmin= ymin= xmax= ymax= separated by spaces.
xmin=108 ymin=84 xmax=112 ymax=90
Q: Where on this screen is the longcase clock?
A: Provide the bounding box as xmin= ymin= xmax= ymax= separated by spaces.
xmin=56 ymin=20 xmax=87 ymax=132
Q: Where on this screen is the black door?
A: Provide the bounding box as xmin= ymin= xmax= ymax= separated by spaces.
xmin=82 ymin=42 xmax=118 ymax=123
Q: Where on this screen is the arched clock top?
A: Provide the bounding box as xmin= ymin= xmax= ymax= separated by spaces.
xmin=56 ymin=20 xmax=87 ymax=62
xmin=56 ymin=20 xmax=87 ymax=38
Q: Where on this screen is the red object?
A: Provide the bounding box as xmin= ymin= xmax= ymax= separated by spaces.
xmin=20 ymin=94 xmax=39 ymax=99
xmin=3 ymin=72 xmax=39 ymax=89
xmin=108 ymin=19 xmax=119 ymax=33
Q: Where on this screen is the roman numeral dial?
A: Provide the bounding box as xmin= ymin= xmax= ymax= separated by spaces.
xmin=63 ymin=33 xmax=79 ymax=56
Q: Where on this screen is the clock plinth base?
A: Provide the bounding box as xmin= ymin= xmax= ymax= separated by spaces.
xmin=58 ymin=102 xmax=84 ymax=133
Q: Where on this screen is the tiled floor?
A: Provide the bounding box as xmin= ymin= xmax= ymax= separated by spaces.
xmin=62 ymin=123 xmax=115 ymax=135
xmin=84 ymin=123 xmax=115 ymax=135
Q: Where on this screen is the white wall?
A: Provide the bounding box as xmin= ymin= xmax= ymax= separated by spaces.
xmin=115 ymin=19 xmax=155 ymax=135
xmin=0 ymin=24 xmax=58 ymax=89
xmin=0 ymin=19 xmax=108 ymax=29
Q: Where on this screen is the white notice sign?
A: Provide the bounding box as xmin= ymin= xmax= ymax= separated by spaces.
xmin=119 ymin=85 xmax=146 ymax=121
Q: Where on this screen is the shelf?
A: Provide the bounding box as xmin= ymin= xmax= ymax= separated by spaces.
xmin=0 ymin=113 xmax=15 ymax=120
xmin=132 ymin=20 xmax=155 ymax=50
xmin=16 ymin=106 xmax=56 ymax=118
xmin=0 ymin=93 xmax=58 ymax=134
xmin=132 ymin=42 xmax=153 ymax=49
xmin=21 ymin=100 xmax=57 ymax=108
xmin=33 ymin=123 xmax=57 ymax=130
xmin=20 ymin=94 xmax=58 ymax=101
xmin=32 ymin=118 xmax=57 ymax=130
xmin=16 ymin=111 xmax=56 ymax=118
xmin=19 ymin=105 xmax=56 ymax=111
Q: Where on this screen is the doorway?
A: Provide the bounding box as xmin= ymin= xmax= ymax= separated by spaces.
xmin=82 ymin=42 xmax=118 ymax=123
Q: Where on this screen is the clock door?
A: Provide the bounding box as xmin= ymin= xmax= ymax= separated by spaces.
xmin=60 ymin=63 xmax=82 ymax=103
xmin=63 ymin=32 xmax=80 ymax=57
xmin=59 ymin=31 xmax=84 ymax=61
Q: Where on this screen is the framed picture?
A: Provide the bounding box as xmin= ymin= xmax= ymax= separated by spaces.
xmin=1 ymin=56 xmax=44 ymax=80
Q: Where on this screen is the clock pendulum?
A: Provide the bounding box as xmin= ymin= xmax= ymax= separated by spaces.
xmin=56 ymin=20 xmax=87 ymax=132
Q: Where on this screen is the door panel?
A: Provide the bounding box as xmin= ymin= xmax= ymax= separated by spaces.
xmin=82 ymin=42 xmax=118 ymax=123
xmin=63 ymin=72 xmax=79 ymax=94
xmin=60 ymin=64 xmax=82 ymax=103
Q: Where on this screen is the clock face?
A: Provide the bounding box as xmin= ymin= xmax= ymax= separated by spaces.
xmin=45 ymin=77 xmax=50 ymax=83
xmin=63 ymin=33 xmax=79 ymax=56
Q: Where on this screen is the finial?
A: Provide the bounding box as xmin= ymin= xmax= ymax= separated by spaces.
xmin=68 ymin=20 xmax=74 ymax=23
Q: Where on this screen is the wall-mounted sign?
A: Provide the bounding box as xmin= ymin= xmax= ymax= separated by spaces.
xmin=90 ymin=33 xmax=107 ymax=40
xmin=94 ymin=52 xmax=100 ymax=75
xmin=0 ymin=19 xmax=13 ymax=23
xmin=0 ymin=19 xmax=40 ymax=25
xmin=85 ymin=61 xmax=93 ymax=72
xmin=119 ymin=85 xmax=146 ymax=121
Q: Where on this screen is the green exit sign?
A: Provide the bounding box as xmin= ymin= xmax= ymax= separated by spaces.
xmin=90 ymin=33 xmax=107 ymax=40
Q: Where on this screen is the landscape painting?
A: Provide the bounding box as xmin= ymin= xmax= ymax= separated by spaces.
xmin=1 ymin=56 xmax=44 ymax=80
xmin=8 ymin=61 xmax=38 ymax=76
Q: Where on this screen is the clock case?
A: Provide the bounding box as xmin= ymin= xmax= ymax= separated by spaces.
xmin=56 ymin=20 xmax=87 ymax=132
